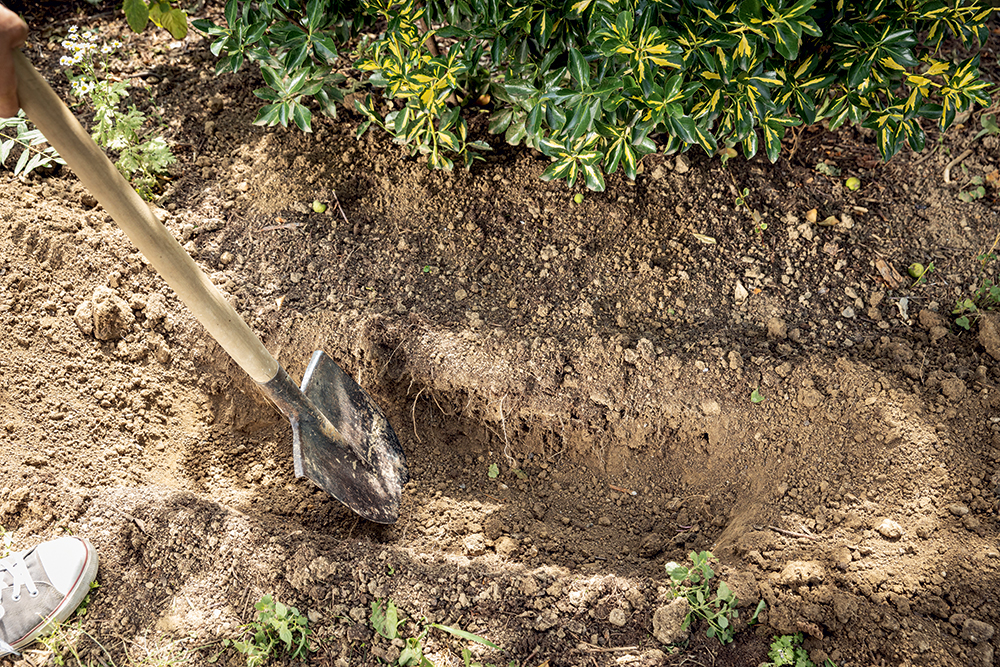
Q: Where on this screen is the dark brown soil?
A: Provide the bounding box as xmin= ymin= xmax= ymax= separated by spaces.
xmin=3 ymin=4 xmax=1000 ymax=667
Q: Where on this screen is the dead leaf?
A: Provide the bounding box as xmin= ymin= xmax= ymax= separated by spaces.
xmin=692 ymin=233 xmax=716 ymax=245
xmin=875 ymin=257 xmax=905 ymax=289
xmin=805 ymin=208 xmax=818 ymax=223
xmin=986 ymin=170 xmax=999 ymax=188
xmin=818 ymin=215 xmax=839 ymax=226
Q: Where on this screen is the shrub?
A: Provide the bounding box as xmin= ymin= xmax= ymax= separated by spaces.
xmin=194 ymin=0 xmax=996 ymax=190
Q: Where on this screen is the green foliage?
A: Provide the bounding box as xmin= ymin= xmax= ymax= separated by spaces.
xmin=751 ymin=387 xmax=765 ymax=403
xmin=122 ymin=0 xmax=188 ymax=39
xmin=61 ymin=27 xmax=175 ymax=199
xmin=958 ymin=174 xmax=986 ymax=202
xmin=488 ymin=463 xmax=499 ymax=478
xmin=231 ymin=594 xmax=311 ymax=667
xmin=761 ymin=633 xmax=814 ymax=667
xmin=954 ymin=248 xmax=1000 ymax=330
xmin=193 ymin=0 xmax=358 ymax=132
xmin=664 ymin=550 xmax=739 ymax=644
xmin=196 ymin=0 xmax=996 ymax=190
xmin=0 ymin=112 xmax=63 ymax=177
xmin=370 ymin=598 xmax=499 ymax=667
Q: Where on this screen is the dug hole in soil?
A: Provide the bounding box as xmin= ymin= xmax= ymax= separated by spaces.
xmin=3 ymin=6 xmax=1000 ymax=667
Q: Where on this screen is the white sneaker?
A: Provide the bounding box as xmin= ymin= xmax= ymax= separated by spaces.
xmin=0 ymin=536 xmax=99 ymax=655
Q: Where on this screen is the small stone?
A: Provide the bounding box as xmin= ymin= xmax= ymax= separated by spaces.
xmin=74 ymin=301 xmax=94 ymax=335
xmin=940 ymin=378 xmax=966 ymax=400
xmin=494 ymin=536 xmax=519 ymax=559
xmin=948 ymin=503 xmax=970 ymax=517
xmin=674 ymin=155 xmax=690 ymax=173
xmin=462 ymin=533 xmax=487 ymax=557
xmin=877 ymin=518 xmax=903 ymax=539
xmin=598 ymin=516 xmax=611 ymax=526
xmin=962 ymin=619 xmax=995 ymax=644
xmin=91 ymin=286 xmax=135 ymax=341
xmin=652 ymin=598 xmax=690 ymax=645
xmin=455 ymin=289 xmax=468 ymax=301
xmin=842 ymin=307 xmax=856 ymax=318
xmin=608 ymin=608 xmax=627 ymax=627
xmin=978 ymin=313 xmax=1000 ymax=360
xmin=767 ymin=317 xmax=788 ymax=339
xmin=734 ymin=281 xmax=749 ymax=303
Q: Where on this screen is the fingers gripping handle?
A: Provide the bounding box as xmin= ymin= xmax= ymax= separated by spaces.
xmin=13 ymin=51 xmax=279 ymax=383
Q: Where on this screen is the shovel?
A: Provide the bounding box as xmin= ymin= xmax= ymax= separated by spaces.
xmin=13 ymin=51 xmax=408 ymax=524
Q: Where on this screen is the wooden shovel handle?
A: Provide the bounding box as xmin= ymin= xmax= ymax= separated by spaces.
xmin=13 ymin=50 xmax=279 ymax=383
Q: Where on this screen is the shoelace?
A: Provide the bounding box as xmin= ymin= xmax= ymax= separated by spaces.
xmin=0 ymin=551 xmax=40 ymax=656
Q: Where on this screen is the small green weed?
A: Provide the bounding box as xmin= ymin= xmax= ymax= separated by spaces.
xmin=815 ymin=162 xmax=841 ymax=178
xmin=228 ymin=594 xmax=311 ymax=667
xmin=975 ymin=113 xmax=999 ymax=141
xmin=954 ymin=242 xmax=1000 ymax=330
xmin=0 ymin=112 xmax=65 ymax=177
xmin=370 ymin=598 xmax=499 ymax=667
xmin=959 ymin=175 xmax=986 ymax=202
xmin=735 ymin=187 xmax=750 ymax=208
xmin=60 ymin=26 xmax=175 ymax=199
xmin=488 ymin=463 xmax=499 ymax=479
xmin=664 ymin=551 xmax=739 ymax=644
xmin=761 ymin=632 xmax=838 ymax=667
xmin=751 ymin=388 xmax=765 ymax=404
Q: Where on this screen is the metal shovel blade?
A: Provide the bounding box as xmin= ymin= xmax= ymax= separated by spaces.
xmin=261 ymin=351 xmax=409 ymax=524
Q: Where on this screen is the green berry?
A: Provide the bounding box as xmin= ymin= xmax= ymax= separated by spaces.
xmin=845 ymin=177 xmax=861 ymax=191
xmin=573 ymin=193 xmax=584 ymax=204
xmin=908 ymin=262 xmax=925 ymax=279
xmin=312 ymin=200 xmax=327 ymax=213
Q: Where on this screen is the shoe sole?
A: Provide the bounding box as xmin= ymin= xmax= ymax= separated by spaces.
xmin=11 ymin=537 xmax=99 ymax=652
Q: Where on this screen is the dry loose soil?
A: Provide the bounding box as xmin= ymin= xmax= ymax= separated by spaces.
xmin=3 ymin=4 xmax=1000 ymax=667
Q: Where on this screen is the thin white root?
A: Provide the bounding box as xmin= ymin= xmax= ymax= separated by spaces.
xmin=411 ymin=388 xmax=425 ymax=443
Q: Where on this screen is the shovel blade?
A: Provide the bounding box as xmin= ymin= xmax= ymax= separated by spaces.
xmin=272 ymin=351 xmax=408 ymax=524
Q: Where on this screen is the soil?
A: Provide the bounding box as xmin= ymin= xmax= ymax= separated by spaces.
xmin=3 ymin=4 xmax=1000 ymax=667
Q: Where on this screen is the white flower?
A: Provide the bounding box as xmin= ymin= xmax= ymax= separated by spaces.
xmin=101 ymin=44 xmax=113 ymax=54
xmin=68 ymin=25 xmax=78 ymax=33
xmin=59 ymin=55 xmax=74 ymax=67
xmin=87 ymin=32 xmax=98 ymax=42
xmin=61 ymin=39 xmax=75 ymax=50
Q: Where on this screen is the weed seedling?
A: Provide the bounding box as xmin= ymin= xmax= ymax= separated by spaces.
xmin=815 ymin=161 xmax=841 ymax=178
xmin=229 ymin=594 xmax=311 ymax=667
xmin=664 ymin=551 xmax=740 ymax=644
xmin=953 ymin=241 xmax=1000 ymax=330
xmin=959 ymin=175 xmax=986 ymax=202
xmin=371 ymin=598 xmax=499 ymax=666
xmin=751 ymin=388 xmax=765 ymax=404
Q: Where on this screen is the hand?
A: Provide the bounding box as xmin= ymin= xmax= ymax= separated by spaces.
xmin=0 ymin=4 xmax=28 ymax=117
